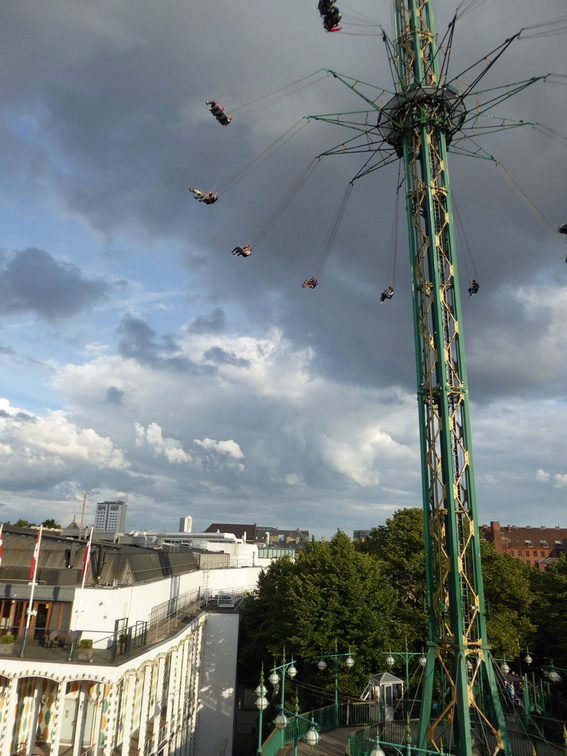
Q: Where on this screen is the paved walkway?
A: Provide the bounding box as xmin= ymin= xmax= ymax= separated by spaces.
xmin=278 ymin=725 xmax=361 ymax=756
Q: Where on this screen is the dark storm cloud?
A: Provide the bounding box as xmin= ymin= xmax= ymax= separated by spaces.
xmin=0 ymin=248 xmax=109 ymax=321
xmin=117 ymin=313 xmax=212 ymax=374
xmin=104 ymin=386 xmax=124 ymax=405
xmin=187 ymin=308 xmax=227 ymax=335
xmin=0 ymin=410 xmax=36 ymax=423
xmin=203 ymin=346 xmax=251 ymax=368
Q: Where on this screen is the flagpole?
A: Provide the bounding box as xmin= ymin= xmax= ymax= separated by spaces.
xmin=68 ymin=526 xmax=93 ymax=659
xmin=21 ymin=523 xmax=43 ymax=657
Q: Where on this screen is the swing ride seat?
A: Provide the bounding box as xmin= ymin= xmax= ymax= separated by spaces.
xmin=232 ymin=246 xmax=252 ymax=257
xmin=302 ymin=277 xmax=318 ymax=288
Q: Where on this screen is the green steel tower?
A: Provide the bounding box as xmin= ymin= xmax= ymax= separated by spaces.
xmin=307 ymin=0 xmax=551 ymax=752
xmin=385 ymin=1 xmax=509 ymax=752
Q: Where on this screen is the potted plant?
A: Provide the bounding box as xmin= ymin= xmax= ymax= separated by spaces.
xmin=0 ymin=633 xmax=15 ymax=656
xmin=77 ymin=638 xmax=94 ymax=661
xmin=118 ymin=633 xmax=129 ymax=654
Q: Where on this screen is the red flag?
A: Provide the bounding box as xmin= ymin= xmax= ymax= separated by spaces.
xmin=82 ymin=527 xmax=93 ymax=579
xmin=29 ymin=524 xmax=43 ymax=581
xmin=0 ymin=523 xmax=3 ymax=567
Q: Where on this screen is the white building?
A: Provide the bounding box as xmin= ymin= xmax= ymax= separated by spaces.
xmin=0 ymin=527 xmax=263 ymax=756
xmin=178 ymin=517 xmax=193 ymax=534
xmin=94 ymin=501 xmax=127 ymax=534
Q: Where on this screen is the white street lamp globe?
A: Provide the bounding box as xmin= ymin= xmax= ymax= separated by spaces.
xmin=500 ymin=662 xmax=510 ymax=675
xmin=305 ymin=728 xmax=320 ymax=747
xmin=269 ymin=671 xmax=280 ymax=686
xmin=345 ymin=655 xmax=355 ymax=669
xmin=274 ymin=713 xmax=287 ymax=731
xmin=549 ymin=669 xmax=561 ymax=683
xmin=370 ymin=747 xmax=386 ymax=756
xmin=287 ymin=664 xmax=297 ymax=679
xmin=255 ymin=695 xmax=268 ymax=711
xmin=317 ymin=659 xmax=327 ymax=671
xmin=386 ymin=654 xmax=395 ymax=667
xmin=419 ymin=655 xmax=427 ymax=667
xmin=255 ymin=683 xmax=267 ymax=697
xmin=524 ymin=653 xmax=532 ymax=666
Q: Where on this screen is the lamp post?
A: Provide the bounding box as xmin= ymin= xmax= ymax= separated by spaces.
xmin=274 ymin=694 xmax=320 ymax=756
xmin=317 ymin=641 xmax=355 ymax=728
xmin=255 ymin=666 xmax=269 ymax=755
xmin=385 ymin=648 xmax=427 ymax=718
xmin=269 ymin=652 xmax=298 ymax=749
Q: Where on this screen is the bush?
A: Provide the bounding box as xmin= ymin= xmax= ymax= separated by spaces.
xmin=0 ymin=633 xmax=15 ymax=644
xmin=79 ymin=638 xmax=93 ymax=649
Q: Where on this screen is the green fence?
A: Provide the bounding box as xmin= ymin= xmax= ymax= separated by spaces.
xmin=259 ymin=703 xmax=567 ymax=756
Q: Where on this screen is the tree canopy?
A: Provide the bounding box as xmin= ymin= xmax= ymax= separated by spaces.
xmin=238 ymin=508 xmax=564 ymax=706
xmin=238 ymin=531 xmax=396 ymax=704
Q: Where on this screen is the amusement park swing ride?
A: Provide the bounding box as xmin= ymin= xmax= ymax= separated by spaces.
xmin=190 ymin=0 xmax=566 ymax=753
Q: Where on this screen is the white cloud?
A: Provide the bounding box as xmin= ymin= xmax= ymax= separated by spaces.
xmin=135 ymin=422 xmax=191 ymax=464
xmin=0 ymin=399 xmax=128 ymax=487
xmin=193 ymin=438 xmax=244 ymax=460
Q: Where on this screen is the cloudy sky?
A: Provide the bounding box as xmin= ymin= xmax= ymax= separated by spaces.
xmin=0 ymin=0 xmax=565 ymax=538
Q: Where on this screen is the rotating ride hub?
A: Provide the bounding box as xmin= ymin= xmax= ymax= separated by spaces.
xmin=378 ymin=85 xmax=466 ymax=157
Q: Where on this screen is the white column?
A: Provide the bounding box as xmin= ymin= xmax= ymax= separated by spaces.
xmin=151 ymin=655 xmax=166 ymax=756
xmin=137 ymin=665 xmax=152 ymax=756
xmin=102 ymin=684 xmax=119 ymax=756
xmin=73 ymin=684 xmax=92 ymax=756
xmin=120 ymin=674 xmax=136 ymax=756
xmin=1 ymin=677 xmax=19 ymax=756
xmin=176 ymin=640 xmax=189 ymax=756
xmin=48 ymin=680 xmax=67 ymax=756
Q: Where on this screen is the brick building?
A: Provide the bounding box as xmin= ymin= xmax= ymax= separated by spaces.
xmin=481 ymin=521 xmax=567 ymax=571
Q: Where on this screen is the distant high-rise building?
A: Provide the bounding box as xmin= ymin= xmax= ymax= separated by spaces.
xmin=179 ymin=516 xmax=193 ymax=533
xmin=95 ymin=500 xmax=127 ymax=533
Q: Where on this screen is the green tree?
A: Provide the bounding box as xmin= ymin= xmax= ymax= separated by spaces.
xmin=356 ymin=507 xmax=427 ymax=649
xmin=528 ymin=556 xmax=567 ymax=668
xmin=481 ymin=539 xmax=535 ymax=659
xmin=13 ymin=519 xmax=36 ymax=527
xmin=43 ymin=518 xmax=62 ymax=529
xmin=238 ymin=531 xmax=396 ymax=705
xmin=358 ymin=508 xmax=536 ymax=661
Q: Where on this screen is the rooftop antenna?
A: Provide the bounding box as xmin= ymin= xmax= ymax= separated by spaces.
xmin=79 ymin=491 xmax=89 ymax=539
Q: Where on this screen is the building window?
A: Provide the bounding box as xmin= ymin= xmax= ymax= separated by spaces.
xmin=541 ymin=551 xmax=545 ymax=557
xmin=517 ymin=550 xmax=522 ymax=556
xmin=526 ymin=560 xmax=531 ymax=565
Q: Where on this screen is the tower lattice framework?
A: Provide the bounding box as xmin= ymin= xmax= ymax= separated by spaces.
xmin=389 ymin=0 xmax=510 ymax=752
xmin=303 ymin=0 xmax=544 ymax=750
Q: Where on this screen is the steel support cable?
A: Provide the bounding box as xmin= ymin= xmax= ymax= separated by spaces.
xmin=443 ymin=34 xmax=520 ymax=97
xmin=236 ymin=76 xmax=330 ymax=115
xmin=228 ymin=70 xmax=328 ymax=115
xmin=496 ymin=161 xmax=566 ymax=258
xmin=216 ymin=118 xmax=309 ymax=194
xmin=455 ymin=0 xmax=489 ymax=21
xmin=387 ymin=166 xmax=402 ymax=287
xmin=452 ymin=195 xmax=478 ymax=280
xmin=518 ymin=17 xmax=567 ymax=39
xmin=309 ymin=182 xmax=354 ymax=279
xmin=534 ymin=123 xmax=567 ymax=147
xmin=250 ymin=158 xmax=320 ymax=248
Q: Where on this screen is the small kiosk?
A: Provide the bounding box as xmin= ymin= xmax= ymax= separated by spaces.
xmin=360 ymin=671 xmax=404 ymax=721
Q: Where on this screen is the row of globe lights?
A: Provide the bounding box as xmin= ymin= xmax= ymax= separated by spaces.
xmin=255 ymin=660 xmax=321 ymax=751
xmin=500 ymin=652 xmax=561 ymax=683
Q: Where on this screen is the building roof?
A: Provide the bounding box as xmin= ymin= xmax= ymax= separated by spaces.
xmin=481 ymin=522 xmax=567 ymax=549
xmin=205 ymin=523 xmax=257 ymax=540
xmin=0 ymin=527 xmax=198 ymax=587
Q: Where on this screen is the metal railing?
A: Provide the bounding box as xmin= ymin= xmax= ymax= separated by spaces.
xmin=258 ymin=702 xmax=567 ymax=756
